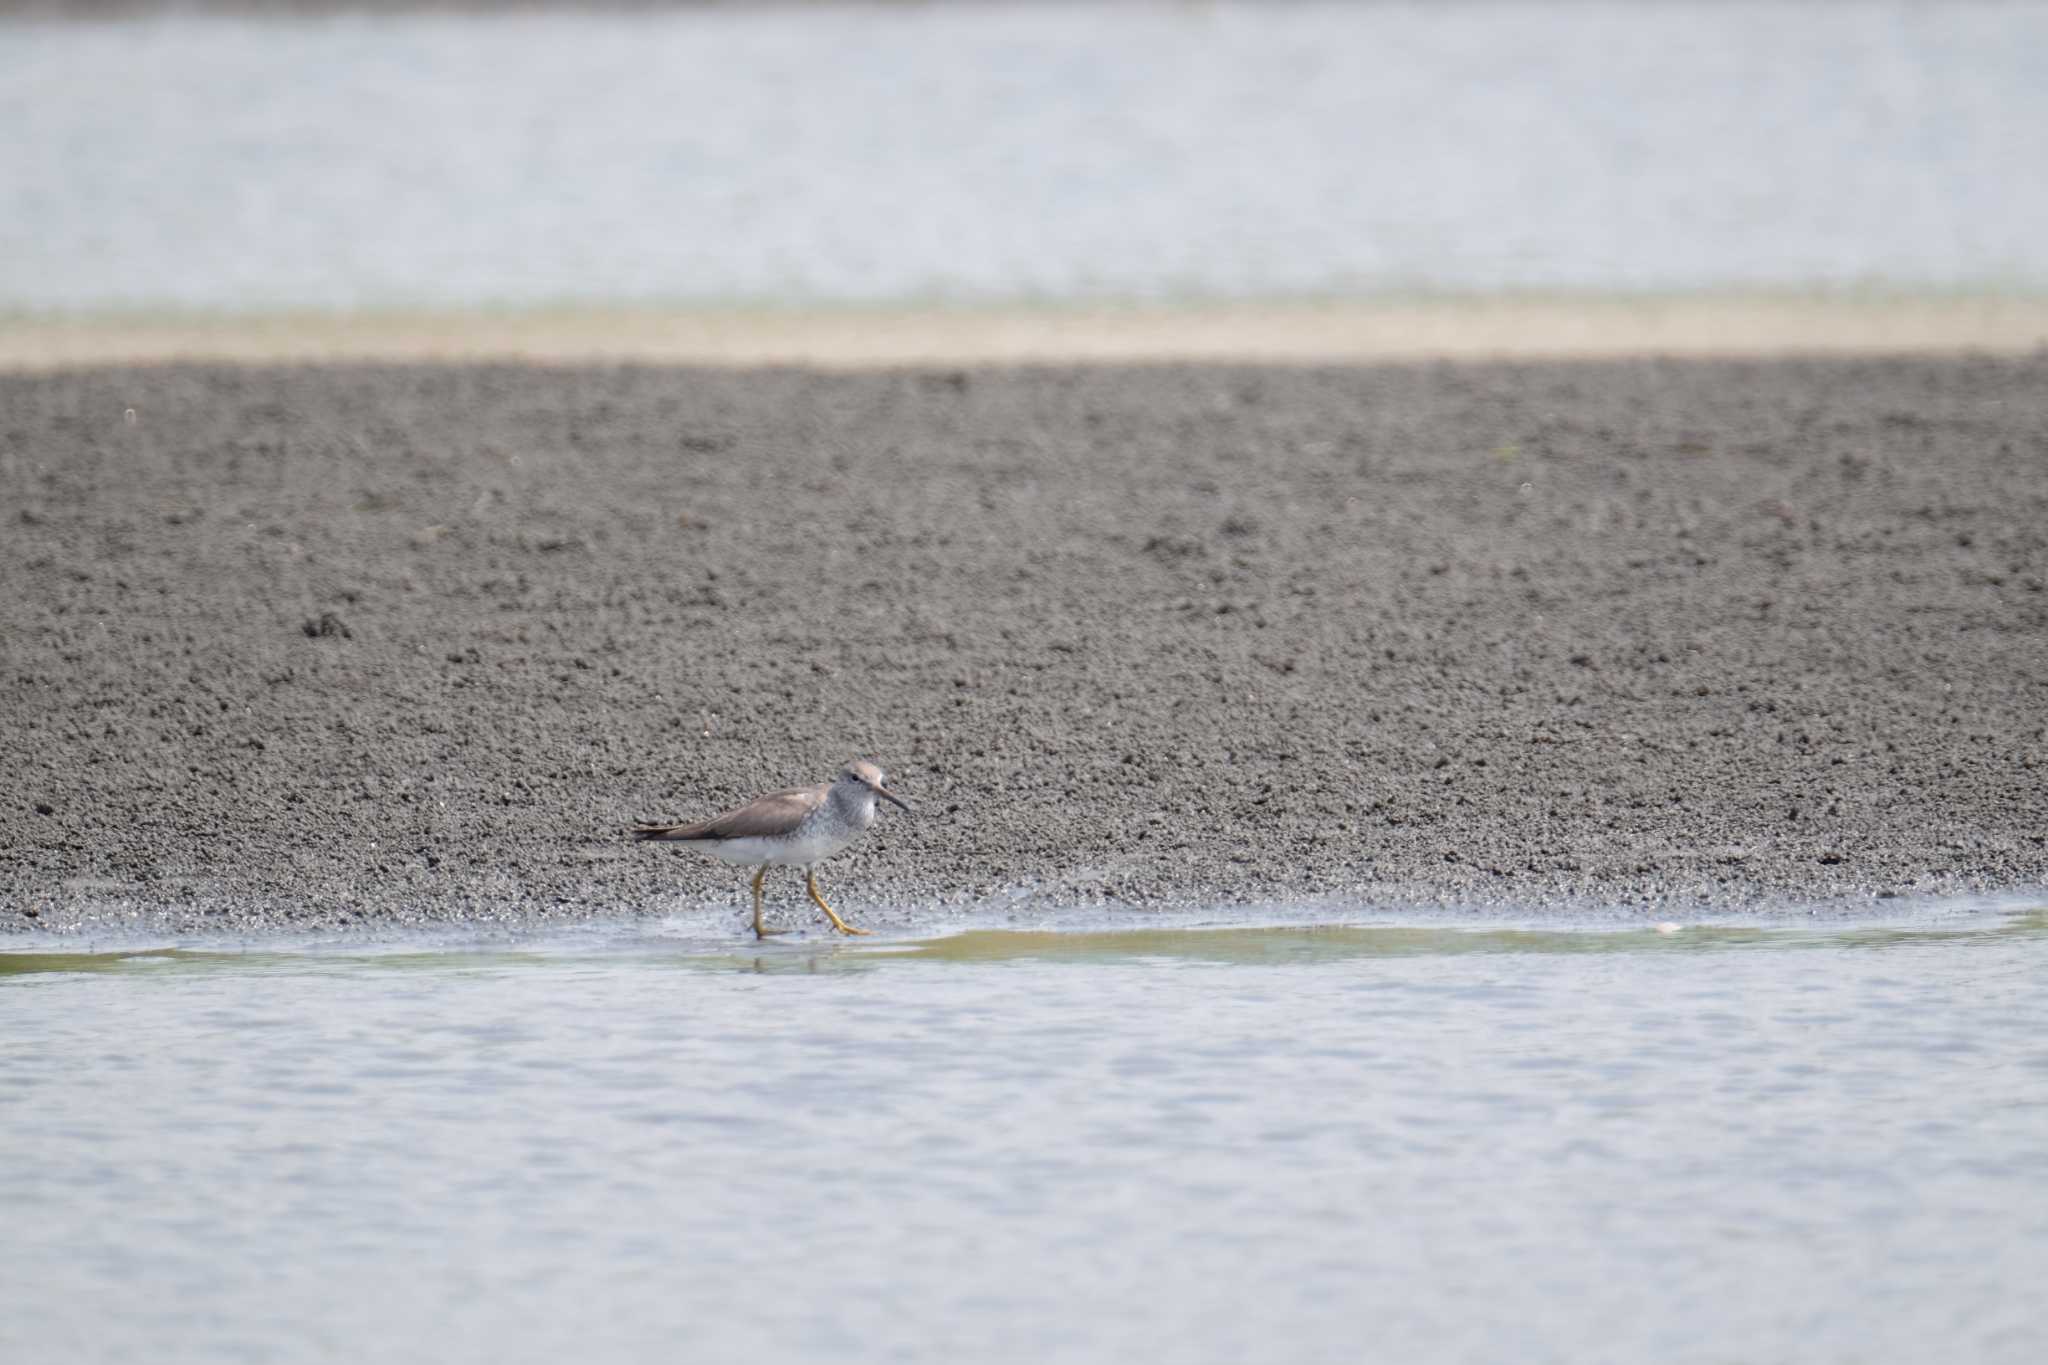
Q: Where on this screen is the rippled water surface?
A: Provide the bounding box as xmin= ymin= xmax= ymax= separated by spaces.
xmin=5 ymin=908 xmax=2047 ymax=1363
xmin=5 ymin=2 xmax=2047 ymax=310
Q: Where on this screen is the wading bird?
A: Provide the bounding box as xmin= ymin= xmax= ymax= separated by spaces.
xmin=630 ymin=759 xmax=910 ymax=938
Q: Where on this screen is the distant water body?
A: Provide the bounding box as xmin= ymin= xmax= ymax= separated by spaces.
xmin=4 ymin=910 xmax=2046 ymax=1363
xmin=4 ymin=2 xmax=2047 ymax=314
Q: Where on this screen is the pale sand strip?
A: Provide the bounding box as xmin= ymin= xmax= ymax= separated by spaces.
xmin=3 ymin=295 xmax=2045 ymax=369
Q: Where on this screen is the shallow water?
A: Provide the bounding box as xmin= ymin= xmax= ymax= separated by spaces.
xmin=5 ymin=2 xmax=2048 ymax=312
xmin=4 ymin=908 xmax=2046 ymax=1363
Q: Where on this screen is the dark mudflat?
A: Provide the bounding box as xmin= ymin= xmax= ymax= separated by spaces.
xmin=3 ymin=357 xmax=2044 ymax=934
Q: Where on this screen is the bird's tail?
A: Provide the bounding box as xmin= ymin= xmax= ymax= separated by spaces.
xmin=629 ymin=821 xmax=709 ymax=842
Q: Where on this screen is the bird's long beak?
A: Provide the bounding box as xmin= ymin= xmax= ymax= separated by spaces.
xmin=875 ymin=784 xmax=911 ymax=812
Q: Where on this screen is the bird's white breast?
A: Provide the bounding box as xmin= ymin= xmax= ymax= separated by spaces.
xmin=704 ymin=829 xmax=855 ymax=868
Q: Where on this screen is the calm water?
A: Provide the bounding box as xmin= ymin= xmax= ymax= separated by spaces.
xmin=4 ymin=909 xmax=2046 ymax=1364
xmin=4 ymin=2 xmax=2047 ymax=313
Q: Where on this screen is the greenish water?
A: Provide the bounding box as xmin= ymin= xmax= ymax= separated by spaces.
xmin=4 ymin=910 xmax=2046 ymax=1363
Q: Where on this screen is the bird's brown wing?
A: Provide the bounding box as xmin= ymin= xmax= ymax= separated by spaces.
xmin=630 ymin=784 xmax=826 ymax=841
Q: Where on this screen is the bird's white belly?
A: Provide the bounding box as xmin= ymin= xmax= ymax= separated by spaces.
xmin=704 ymin=831 xmax=851 ymax=868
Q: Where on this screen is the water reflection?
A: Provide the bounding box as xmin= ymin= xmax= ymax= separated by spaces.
xmin=3 ymin=906 xmax=2044 ymax=1363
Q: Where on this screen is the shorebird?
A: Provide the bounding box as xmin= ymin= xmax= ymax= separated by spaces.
xmin=630 ymin=760 xmax=910 ymax=939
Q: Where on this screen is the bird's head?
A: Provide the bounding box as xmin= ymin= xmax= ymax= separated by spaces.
xmin=840 ymin=759 xmax=910 ymax=812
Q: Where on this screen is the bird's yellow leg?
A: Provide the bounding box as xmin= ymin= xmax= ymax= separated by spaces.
xmin=805 ymin=870 xmax=870 ymax=936
xmin=751 ymin=867 xmax=787 ymax=939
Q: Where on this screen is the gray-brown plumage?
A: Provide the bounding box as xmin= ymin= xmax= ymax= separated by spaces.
xmin=630 ymin=786 xmax=826 ymax=844
xmin=630 ymin=759 xmax=909 ymax=938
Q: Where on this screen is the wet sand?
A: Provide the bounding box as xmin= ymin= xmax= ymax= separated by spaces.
xmin=4 ymin=356 xmax=2045 ymax=934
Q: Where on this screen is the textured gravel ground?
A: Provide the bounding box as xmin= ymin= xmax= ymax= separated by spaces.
xmin=3 ymin=357 xmax=2045 ymax=936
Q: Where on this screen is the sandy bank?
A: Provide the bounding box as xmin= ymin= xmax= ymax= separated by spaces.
xmin=3 ymin=295 xmax=2046 ymax=372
